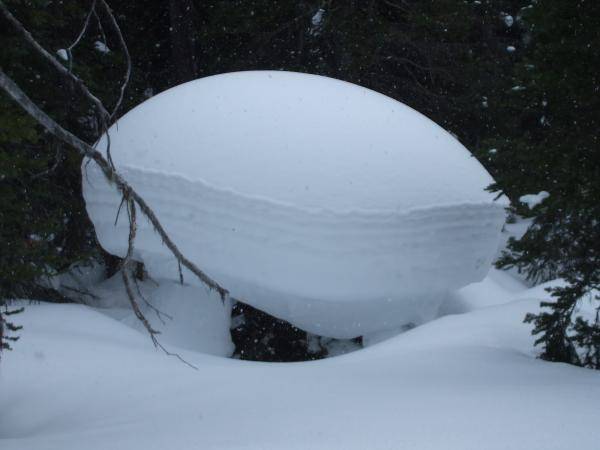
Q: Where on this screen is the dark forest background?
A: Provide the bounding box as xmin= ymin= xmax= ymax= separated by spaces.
xmin=1 ymin=0 xmax=599 ymax=367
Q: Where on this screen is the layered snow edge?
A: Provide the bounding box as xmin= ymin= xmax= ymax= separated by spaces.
xmin=84 ymin=162 xmax=506 ymax=337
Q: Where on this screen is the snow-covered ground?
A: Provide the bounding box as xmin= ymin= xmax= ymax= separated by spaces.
xmin=2 ymin=269 xmax=599 ymax=450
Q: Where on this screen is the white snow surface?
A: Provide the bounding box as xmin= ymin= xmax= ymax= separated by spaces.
xmin=83 ymin=71 xmax=508 ymax=338
xmin=93 ymin=41 xmax=110 ymax=54
xmin=520 ymin=191 xmax=550 ymax=209
xmin=2 ymin=271 xmax=599 ymax=450
xmin=56 ymin=48 xmax=68 ymax=61
xmin=311 ymin=8 xmax=325 ymax=26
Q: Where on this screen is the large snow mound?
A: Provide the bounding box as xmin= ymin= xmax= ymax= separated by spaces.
xmin=83 ymin=71 xmax=507 ymax=338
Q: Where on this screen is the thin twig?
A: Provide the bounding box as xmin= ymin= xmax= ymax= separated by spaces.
xmin=98 ymin=0 xmax=131 ymax=119
xmin=155 ymin=340 xmax=198 ymax=370
xmin=133 ymin=276 xmax=173 ymax=325
xmin=31 ymin=143 xmax=62 ymax=179
xmin=121 ymin=196 xmax=159 ymax=335
xmin=103 ymin=124 xmax=115 ymax=170
xmin=67 ymin=0 xmax=97 ymax=52
xmin=92 ymin=6 xmax=108 ymax=51
xmin=66 ymin=0 xmax=97 ymax=71
xmin=114 ymin=194 xmax=126 ymax=226
xmin=0 ymin=0 xmax=110 ymax=123
xmin=381 ymin=0 xmax=410 ymax=12
xmin=120 ymin=200 xmax=196 ymax=368
xmin=61 ymin=285 xmax=101 ymax=301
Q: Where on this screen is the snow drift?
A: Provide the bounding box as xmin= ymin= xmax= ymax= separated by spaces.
xmin=3 ymin=274 xmax=600 ymax=450
xmin=83 ymin=71 xmax=507 ymax=338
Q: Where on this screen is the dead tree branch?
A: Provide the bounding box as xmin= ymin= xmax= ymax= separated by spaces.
xmin=121 ymin=196 xmax=159 ymax=338
xmin=66 ymin=0 xmax=97 ymax=63
xmin=133 ymin=276 xmax=173 ymax=325
xmin=1 ymin=2 xmax=232 ymax=365
xmin=121 ymin=202 xmax=197 ymax=370
xmin=1 ymin=69 xmax=231 ymax=364
xmin=30 ymin=142 xmax=62 ymax=179
xmin=0 ymin=70 xmax=232 ymax=303
xmin=1 ymin=0 xmax=119 ymax=166
xmin=0 ymin=0 xmax=110 ymax=123
xmin=98 ymin=0 xmax=131 ymax=119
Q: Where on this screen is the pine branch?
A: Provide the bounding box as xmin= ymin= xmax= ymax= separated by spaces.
xmin=0 ymin=304 xmax=24 ymax=357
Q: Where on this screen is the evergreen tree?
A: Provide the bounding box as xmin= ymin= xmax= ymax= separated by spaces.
xmin=480 ymin=0 xmax=600 ymax=368
xmin=194 ymin=0 xmax=523 ymax=146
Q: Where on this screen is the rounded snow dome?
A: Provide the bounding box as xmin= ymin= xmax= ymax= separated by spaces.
xmin=83 ymin=71 xmax=507 ymax=338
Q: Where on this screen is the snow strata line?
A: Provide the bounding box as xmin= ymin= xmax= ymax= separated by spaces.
xmin=115 ymin=164 xmax=510 ymax=217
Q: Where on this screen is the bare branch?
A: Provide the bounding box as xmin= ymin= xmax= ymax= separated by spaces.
xmin=61 ymin=285 xmax=100 ymax=301
xmin=178 ymin=261 xmax=184 ymax=285
xmin=98 ymin=0 xmax=131 ymax=119
xmin=0 ymin=69 xmax=232 ymax=303
xmin=121 ymin=196 xmax=158 ymax=336
xmin=120 ymin=197 xmax=196 ymax=368
xmin=381 ymin=0 xmax=410 ymax=13
xmin=30 ymin=143 xmax=62 ymax=179
xmin=0 ymin=0 xmax=110 ymax=123
xmin=66 ymin=0 xmax=97 ymax=56
xmin=114 ymin=194 xmax=126 ymax=226
xmin=155 ymin=340 xmax=198 ymax=370
xmin=93 ymin=7 xmax=108 ymax=48
xmin=133 ymin=276 xmax=173 ymax=325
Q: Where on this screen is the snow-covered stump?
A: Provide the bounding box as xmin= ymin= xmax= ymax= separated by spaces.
xmin=83 ymin=71 xmax=507 ymax=340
